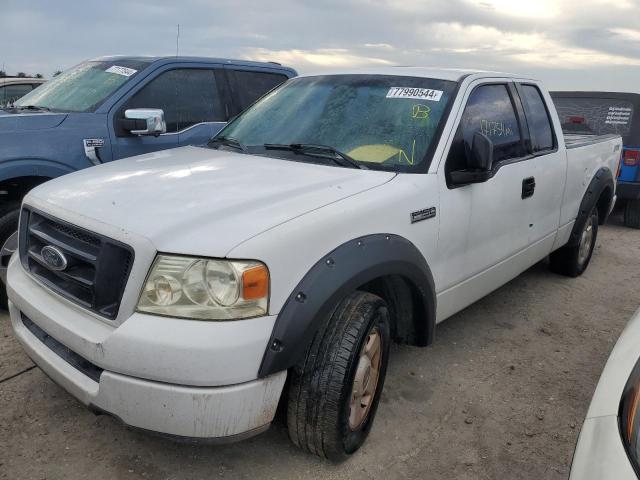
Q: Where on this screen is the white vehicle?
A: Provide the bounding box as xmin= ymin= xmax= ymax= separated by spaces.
xmin=570 ymin=308 xmax=640 ymax=480
xmin=6 ymin=68 xmax=621 ymax=460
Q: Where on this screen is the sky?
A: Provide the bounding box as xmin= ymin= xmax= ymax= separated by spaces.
xmin=1 ymin=0 xmax=639 ymax=92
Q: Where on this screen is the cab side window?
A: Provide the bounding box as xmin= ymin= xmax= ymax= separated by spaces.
xmin=521 ymin=85 xmax=554 ymax=152
xmin=124 ymin=69 xmax=225 ymax=133
xmin=228 ymin=70 xmax=288 ymax=112
xmin=447 ymin=84 xmax=525 ymax=173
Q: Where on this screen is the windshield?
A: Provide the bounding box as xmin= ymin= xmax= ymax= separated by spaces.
xmin=14 ymin=59 xmax=150 ymax=112
xmin=215 ymin=75 xmax=458 ymax=172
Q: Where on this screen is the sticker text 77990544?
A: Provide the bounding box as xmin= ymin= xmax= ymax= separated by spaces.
xmin=386 ymin=87 xmax=443 ymax=101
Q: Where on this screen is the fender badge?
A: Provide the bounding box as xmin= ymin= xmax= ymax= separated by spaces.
xmin=411 ymin=207 xmax=436 ymax=224
xmin=83 ymin=138 xmax=105 ymax=166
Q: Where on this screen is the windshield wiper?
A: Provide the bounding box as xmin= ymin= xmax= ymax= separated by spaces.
xmin=14 ymin=105 xmax=50 ymax=111
xmin=263 ymin=143 xmax=366 ymax=170
xmin=208 ymin=136 xmax=248 ymax=153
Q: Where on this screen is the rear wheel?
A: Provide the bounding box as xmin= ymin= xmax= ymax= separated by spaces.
xmin=624 ymin=199 xmax=640 ymax=229
xmin=0 ymin=202 xmax=20 ymax=309
xmin=549 ymin=206 xmax=598 ymax=277
xmin=287 ymin=291 xmax=391 ymax=461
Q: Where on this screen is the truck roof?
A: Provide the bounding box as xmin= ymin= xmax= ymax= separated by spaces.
xmin=0 ymin=77 xmax=46 ymax=86
xmin=90 ymin=55 xmax=296 ymax=74
xmin=298 ymin=66 xmax=538 ymax=82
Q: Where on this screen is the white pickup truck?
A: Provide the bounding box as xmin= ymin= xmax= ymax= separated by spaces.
xmin=6 ymin=68 xmax=621 ymax=460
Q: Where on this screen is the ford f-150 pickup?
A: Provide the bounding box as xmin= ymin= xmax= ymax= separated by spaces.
xmin=6 ymin=68 xmax=621 ymax=460
xmin=0 ymin=56 xmax=296 ymax=304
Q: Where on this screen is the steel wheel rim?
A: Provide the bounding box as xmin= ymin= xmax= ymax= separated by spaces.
xmin=0 ymin=231 xmax=18 ymax=285
xmin=578 ymin=216 xmax=594 ymax=266
xmin=348 ymin=327 xmax=382 ymax=431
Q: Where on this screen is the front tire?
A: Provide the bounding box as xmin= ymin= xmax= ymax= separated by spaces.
xmin=286 ymin=291 xmax=391 ymax=461
xmin=625 ymin=199 xmax=640 ymax=229
xmin=0 ymin=202 xmax=20 ymax=309
xmin=549 ymin=206 xmax=599 ymax=277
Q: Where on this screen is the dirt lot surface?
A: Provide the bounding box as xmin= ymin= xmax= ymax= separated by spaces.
xmin=1 ymin=210 xmax=639 ymax=480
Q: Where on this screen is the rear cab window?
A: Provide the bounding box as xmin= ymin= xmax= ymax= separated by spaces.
xmin=520 ymin=85 xmax=555 ymax=153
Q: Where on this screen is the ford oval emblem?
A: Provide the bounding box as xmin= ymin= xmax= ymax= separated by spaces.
xmin=41 ymin=246 xmax=68 ymax=271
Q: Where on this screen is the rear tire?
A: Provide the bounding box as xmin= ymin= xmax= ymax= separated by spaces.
xmin=624 ymin=199 xmax=640 ymax=229
xmin=0 ymin=202 xmax=20 ymax=310
xmin=286 ymin=291 xmax=391 ymax=461
xmin=549 ymin=206 xmax=598 ymax=277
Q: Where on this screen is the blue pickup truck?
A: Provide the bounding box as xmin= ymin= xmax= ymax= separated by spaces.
xmin=551 ymin=91 xmax=640 ymax=228
xmin=0 ymin=56 xmax=296 ymax=304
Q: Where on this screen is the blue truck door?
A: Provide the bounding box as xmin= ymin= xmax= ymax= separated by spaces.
xmin=109 ymin=65 xmax=228 ymax=160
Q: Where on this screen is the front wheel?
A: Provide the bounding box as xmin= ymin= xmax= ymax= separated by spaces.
xmin=0 ymin=202 xmax=20 ymax=309
xmin=286 ymin=291 xmax=391 ymax=461
xmin=549 ymin=206 xmax=599 ymax=277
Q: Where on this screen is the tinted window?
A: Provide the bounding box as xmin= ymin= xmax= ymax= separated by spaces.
xmin=126 ymin=69 xmax=225 ymax=133
xmin=230 ymin=70 xmax=288 ymax=111
xmin=521 ymin=85 xmax=554 ymax=152
xmin=447 ymin=84 xmax=525 ymax=170
xmin=0 ymin=84 xmax=34 ymax=105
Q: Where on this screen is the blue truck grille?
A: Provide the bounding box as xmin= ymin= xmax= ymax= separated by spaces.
xmin=19 ymin=207 xmax=134 ymax=320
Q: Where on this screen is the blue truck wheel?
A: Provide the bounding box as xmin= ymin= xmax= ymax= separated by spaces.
xmin=625 ymin=199 xmax=640 ymax=229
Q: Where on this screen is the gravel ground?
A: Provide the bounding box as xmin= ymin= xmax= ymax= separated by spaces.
xmin=0 ymin=210 xmax=639 ymax=480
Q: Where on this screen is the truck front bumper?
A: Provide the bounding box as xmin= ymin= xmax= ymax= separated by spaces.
xmin=7 ymin=257 xmax=286 ymax=441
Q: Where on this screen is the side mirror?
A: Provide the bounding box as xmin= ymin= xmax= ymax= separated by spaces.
xmin=468 ymin=131 xmax=494 ymax=171
xmin=122 ymin=109 xmax=166 ymax=136
xmin=450 ymin=132 xmax=495 ymax=186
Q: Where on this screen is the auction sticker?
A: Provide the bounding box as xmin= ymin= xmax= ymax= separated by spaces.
xmin=387 ymin=87 xmax=443 ymax=101
xmin=106 ymin=65 xmax=137 ymax=77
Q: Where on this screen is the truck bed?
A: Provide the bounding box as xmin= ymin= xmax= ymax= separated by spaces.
xmin=564 ymin=133 xmax=622 ymax=150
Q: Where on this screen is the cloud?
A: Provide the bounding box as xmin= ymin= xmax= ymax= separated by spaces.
xmin=0 ymin=0 xmax=638 ymax=92
xmin=243 ymin=47 xmax=393 ymax=69
xmin=415 ymin=22 xmax=640 ymax=68
xmin=611 ymin=28 xmax=640 ymax=43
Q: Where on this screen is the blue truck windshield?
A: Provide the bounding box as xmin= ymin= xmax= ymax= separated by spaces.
xmin=14 ymin=59 xmax=150 ymax=113
xmin=216 ymin=75 xmax=458 ymax=172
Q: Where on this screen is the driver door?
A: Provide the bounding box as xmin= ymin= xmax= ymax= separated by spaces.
xmin=110 ymin=67 xmax=228 ymax=160
xmin=435 ymin=81 xmax=535 ymax=320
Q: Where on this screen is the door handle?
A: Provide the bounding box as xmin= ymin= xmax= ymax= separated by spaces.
xmin=522 ymin=177 xmax=536 ymax=199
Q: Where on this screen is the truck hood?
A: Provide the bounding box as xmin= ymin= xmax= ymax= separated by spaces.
xmin=28 ymin=145 xmax=396 ymax=256
xmin=0 ymin=111 xmax=68 ymax=132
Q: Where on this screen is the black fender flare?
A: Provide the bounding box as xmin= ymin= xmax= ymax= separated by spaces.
xmin=258 ymin=234 xmax=436 ymax=378
xmin=567 ymin=167 xmax=614 ymax=247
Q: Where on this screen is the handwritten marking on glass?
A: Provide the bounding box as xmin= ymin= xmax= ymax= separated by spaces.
xmin=412 ymin=104 xmax=431 ymax=119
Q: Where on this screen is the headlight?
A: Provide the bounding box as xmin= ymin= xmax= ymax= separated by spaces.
xmin=137 ymin=255 xmax=269 ymax=320
xmin=620 ymin=358 xmax=640 ymax=472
